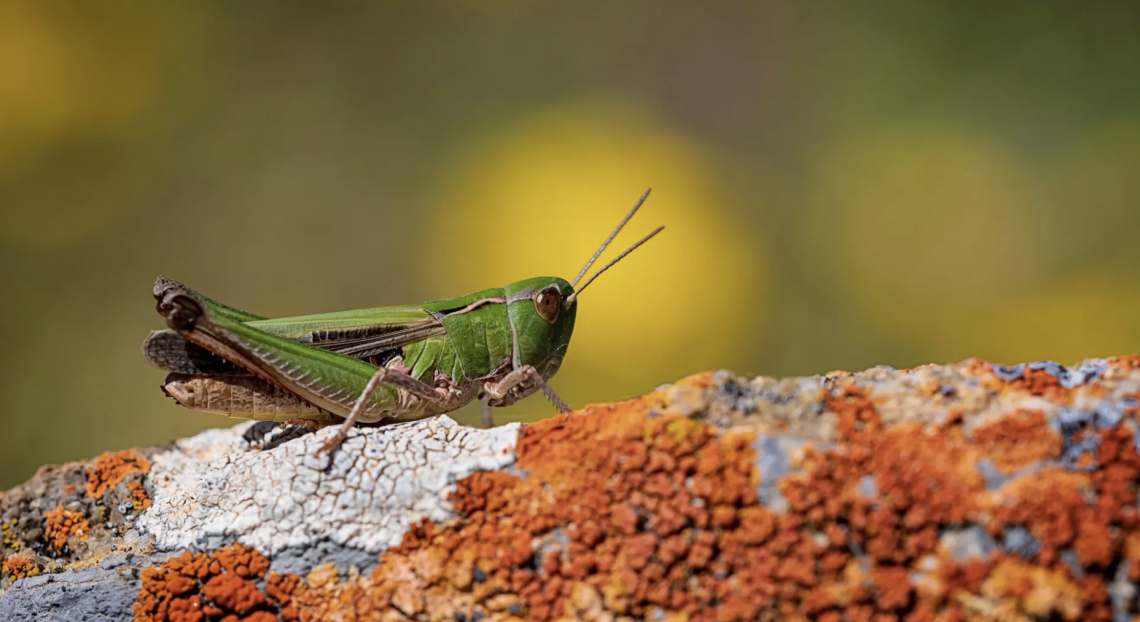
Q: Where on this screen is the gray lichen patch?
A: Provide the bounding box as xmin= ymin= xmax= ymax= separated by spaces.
xmin=0 ymin=554 xmax=163 ymax=622
xmin=691 ymin=359 xmax=1140 ymax=445
xmin=135 ymin=416 xmax=520 ymax=554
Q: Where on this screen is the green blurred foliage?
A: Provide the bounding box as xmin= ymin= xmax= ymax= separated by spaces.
xmin=2 ymin=1 xmax=1140 ymax=488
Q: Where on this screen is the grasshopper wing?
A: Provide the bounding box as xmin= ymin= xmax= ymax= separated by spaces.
xmin=143 ymin=329 xmax=247 ymax=375
xmin=150 ymin=278 xmax=445 ymax=364
xmin=155 ymin=287 xmax=402 ymax=420
xmin=246 ymin=306 xmax=445 ymax=360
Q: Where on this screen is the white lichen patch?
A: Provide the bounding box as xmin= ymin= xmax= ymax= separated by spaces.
xmin=135 ymin=417 xmax=520 ymax=554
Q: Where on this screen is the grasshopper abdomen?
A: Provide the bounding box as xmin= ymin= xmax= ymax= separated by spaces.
xmin=161 ymin=373 xmax=336 ymax=422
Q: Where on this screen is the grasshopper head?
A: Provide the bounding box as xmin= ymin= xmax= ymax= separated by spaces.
xmin=504 ymin=276 xmax=577 ymax=378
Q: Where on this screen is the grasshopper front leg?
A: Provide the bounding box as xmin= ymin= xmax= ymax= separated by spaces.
xmin=483 ymin=365 xmax=572 ymax=421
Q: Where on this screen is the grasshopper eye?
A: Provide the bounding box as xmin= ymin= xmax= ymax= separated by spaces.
xmin=534 ymin=286 xmax=561 ymax=324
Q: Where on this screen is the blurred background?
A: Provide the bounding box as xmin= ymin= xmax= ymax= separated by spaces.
xmin=2 ymin=2 xmax=1140 ymax=488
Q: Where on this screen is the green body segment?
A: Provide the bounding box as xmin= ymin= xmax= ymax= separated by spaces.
xmin=404 ymin=334 xmax=447 ymax=382
xmin=403 ymin=278 xmax=576 ymax=385
xmin=505 ymin=277 xmax=577 ymax=374
xmin=197 ymin=305 xmax=403 ymax=418
xmin=150 ymin=275 xmax=579 ymax=423
xmin=420 ymin=287 xmax=512 ymax=380
xmin=246 ymin=305 xmax=434 ymax=341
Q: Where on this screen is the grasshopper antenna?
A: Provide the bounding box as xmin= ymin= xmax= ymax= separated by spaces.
xmin=571 ymin=188 xmax=652 ymax=288
xmin=567 ymin=225 xmax=665 ymax=303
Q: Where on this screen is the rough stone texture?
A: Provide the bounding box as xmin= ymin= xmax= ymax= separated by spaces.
xmin=3 ymin=356 xmax=1140 ymax=621
xmin=136 ymin=417 xmax=520 ymax=554
xmin=1 ymin=554 xmax=165 ymax=622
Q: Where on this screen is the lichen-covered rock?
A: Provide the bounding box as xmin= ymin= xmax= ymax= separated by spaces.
xmin=136 ymin=417 xmax=519 ymax=554
xmin=3 ymin=356 xmax=1140 ymax=621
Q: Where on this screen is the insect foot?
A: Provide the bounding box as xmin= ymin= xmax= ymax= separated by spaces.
xmin=241 ymin=421 xmax=328 ymax=451
xmin=7 ymin=357 xmax=1140 ymax=621
xmin=241 ymin=421 xmax=279 ymax=445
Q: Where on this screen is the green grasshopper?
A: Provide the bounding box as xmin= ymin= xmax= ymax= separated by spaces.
xmin=144 ymin=190 xmax=663 ymax=453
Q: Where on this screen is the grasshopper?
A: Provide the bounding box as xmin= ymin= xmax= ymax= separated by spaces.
xmin=144 ymin=190 xmax=663 ymax=453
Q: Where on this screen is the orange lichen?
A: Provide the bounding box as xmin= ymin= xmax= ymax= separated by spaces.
xmin=1106 ymin=354 xmax=1140 ymax=371
xmin=286 ymin=564 xmax=380 ymax=621
xmin=341 ymin=379 xmax=937 ymax=620
xmin=204 ymin=573 xmax=267 ymax=615
xmin=826 ymin=385 xmax=884 ymax=439
xmin=129 ymin=480 xmax=153 ymax=510
xmin=787 ymin=384 xmax=985 ymax=570
xmin=978 ymin=557 xmax=1084 ymax=620
xmin=212 ymin=541 xmax=271 ymax=578
xmin=988 ymin=468 xmax=1090 ymax=563
xmin=86 ymin=449 xmax=151 ymax=499
xmin=42 ymin=504 xmax=89 ymax=555
xmin=985 ymin=421 xmax=1140 ymax=579
xmin=971 ymin=409 xmax=1062 ymax=472
xmin=1126 ymin=531 xmax=1140 ymax=582
xmin=134 ymin=544 xmax=294 ymax=622
xmin=350 ymin=387 xmax=773 ymax=620
xmin=960 ymin=357 xmax=995 ymax=377
xmin=1093 ymin=421 xmax=1140 ymax=513
xmin=1 ymin=554 xmax=39 ymax=580
xmin=236 ymin=372 xmax=1140 ymax=620
xmin=127 ymin=362 xmax=1140 ymax=620
xmin=992 ymin=365 xmax=1074 ymax=400
xmin=266 ymin=571 xmax=302 ymax=621
xmin=971 ymin=417 xmax=1140 ymax=621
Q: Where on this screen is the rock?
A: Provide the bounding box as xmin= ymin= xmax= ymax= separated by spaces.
xmin=2 ymin=356 xmax=1140 ymax=620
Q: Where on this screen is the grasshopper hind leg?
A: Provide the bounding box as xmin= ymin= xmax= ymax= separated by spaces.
xmin=318 ymin=366 xmax=449 ymax=455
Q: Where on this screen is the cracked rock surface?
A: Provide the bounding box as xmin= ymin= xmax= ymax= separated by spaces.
xmin=3 ymin=357 xmax=1140 ymax=621
xmin=137 ymin=417 xmax=519 ymax=554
